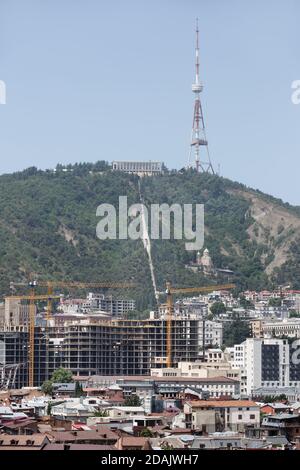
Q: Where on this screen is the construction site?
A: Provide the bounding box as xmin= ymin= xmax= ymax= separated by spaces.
xmin=0 ymin=280 xmax=234 ymax=389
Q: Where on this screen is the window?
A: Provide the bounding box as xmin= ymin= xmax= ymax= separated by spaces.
xmin=250 ymin=414 xmax=255 ymax=419
xmin=238 ymin=415 xmax=242 ymax=420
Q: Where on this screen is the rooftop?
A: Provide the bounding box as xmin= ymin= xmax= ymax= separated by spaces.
xmin=80 ymin=375 xmax=238 ymax=384
xmin=43 ymin=443 xmax=116 ymax=451
xmin=0 ymin=434 xmax=48 ymax=449
xmin=186 ymin=400 xmax=258 ymax=408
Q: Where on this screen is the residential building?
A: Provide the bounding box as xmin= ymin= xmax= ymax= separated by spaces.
xmin=0 ymin=434 xmax=50 ymax=450
xmin=116 ymin=436 xmax=151 ymax=450
xmin=91 ymin=294 xmax=136 ymax=317
xmin=108 ymin=406 xmax=145 ymax=419
xmin=229 ymin=338 xmax=300 ymax=396
xmin=46 ymin=427 xmax=118 ymax=446
xmin=150 ymin=349 xmax=240 ymax=382
xmin=252 ymin=318 xmax=300 ymax=339
xmin=198 ymin=320 xmax=223 ymax=348
xmin=85 ymin=374 xmax=239 ymax=404
xmin=252 ymin=386 xmax=300 ymax=402
xmin=260 ymin=403 xmax=290 ymax=415
xmin=261 ymin=414 xmax=300 ymax=441
xmin=50 ymin=399 xmax=97 ymax=423
xmin=184 ymin=400 xmax=260 ymax=433
xmin=191 ymin=435 xmax=288 ymax=450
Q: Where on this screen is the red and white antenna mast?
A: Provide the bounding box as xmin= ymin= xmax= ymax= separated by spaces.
xmin=188 ymin=19 xmax=214 ymax=173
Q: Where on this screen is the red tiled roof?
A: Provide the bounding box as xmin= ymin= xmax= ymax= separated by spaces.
xmin=43 ymin=444 xmax=116 ymax=451
xmin=168 ymin=428 xmax=192 ymax=434
xmin=0 ymin=434 xmax=49 ymax=448
xmin=120 ymin=437 xmax=148 ymax=446
xmin=2 ymin=418 xmax=36 ymax=429
xmin=48 ymin=428 xmax=118 ymax=442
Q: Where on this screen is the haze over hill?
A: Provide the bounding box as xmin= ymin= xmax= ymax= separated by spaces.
xmin=0 ymin=161 xmax=299 ymax=308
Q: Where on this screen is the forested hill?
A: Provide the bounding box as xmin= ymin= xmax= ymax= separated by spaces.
xmin=0 ymin=161 xmax=299 ymax=309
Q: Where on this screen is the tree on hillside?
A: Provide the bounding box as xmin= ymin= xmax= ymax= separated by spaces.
xmin=140 ymin=428 xmax=153 ymax=437
xmin=41 ymin=368 xmax=73 ymax=396
xmin=223 ymin=320 xmax=251 ymax=347
xmin=124 ymin=394 xmax=142 ymax=407
xmin=210 ymin=302 xmax=226 ymax=316
xmin=160 ymin=442 xmax=174 ymax=450
xmin=239 ymin=296 xmax=254 ymax=309
xmin=268 ymin=298 xmax=282 ymax=307
xmin=41 ymin=380 xmax=53 ymax=396
xmin=51 ymin=367 xmax=73 ymax=383
xmin=289 ymin=310 xmax=300 ymax=318
xmin=47 ymin=402 xmax=52 ymax=416
xmin=75 ymin=381 xmax=84 ymax=397
xmin=94 ymin=410 xmax=109 ymax=417
xmin=263 ymin=394 xmax=287 ymax=403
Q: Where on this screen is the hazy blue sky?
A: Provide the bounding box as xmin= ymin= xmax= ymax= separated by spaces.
xmin=0 ymin=0 xmax=299 ymax=203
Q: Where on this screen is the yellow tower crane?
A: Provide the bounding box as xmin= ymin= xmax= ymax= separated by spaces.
xmin=164 ymin=282 xmax=235 ymax=368
xmin=5 ymin=292 xmax=61 ymax=387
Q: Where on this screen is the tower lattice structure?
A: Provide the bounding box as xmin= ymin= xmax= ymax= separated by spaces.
xmin=188 ymin=19 xmax=214 ymax=173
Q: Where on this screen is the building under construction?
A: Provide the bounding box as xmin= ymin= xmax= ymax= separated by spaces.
xmin=0 ymin=317 xmax=199 ymax=388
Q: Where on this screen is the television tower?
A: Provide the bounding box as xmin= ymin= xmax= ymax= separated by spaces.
xmin=188 ymin=19 xmax=214 ymax=173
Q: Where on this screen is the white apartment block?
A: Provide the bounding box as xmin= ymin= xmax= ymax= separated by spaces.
xmin=150 ymin=349 xmax=240 ymax=382
xmin=198 ymin=320 xmax=223 ymax=348
xmin=228 ymin=338 xmax=300 ymax=396
xmin=86 ymin=293 xmax=136 ymax=317
xmin=262 ymin=319 xmax=300 ymax=338
xmin=253 ymin=303 xmax=288 ymax=319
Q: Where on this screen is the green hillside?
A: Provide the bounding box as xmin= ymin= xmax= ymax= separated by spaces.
xmin=0 ymin=162 xmax=299 ymax=309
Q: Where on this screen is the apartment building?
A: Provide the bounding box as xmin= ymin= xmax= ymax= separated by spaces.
xmin=60 ymin=294 xmax=136 ymax=317
xmin=184 ymin=400 xmax=260 ymax=433
xmin=91 ymin=294 xmax=136 ymax=317
xmin=198 ymin=320 xmax=223 ymax=348
xmin=150 ymin=348 xmax=239 ymax=382
xmin=84 ymin=375 xmax=239 ymax=402
xmin=251 ymin=318 xmax=300 ymax=339
xmin=228 ymin=338 xmax=300 ymax=396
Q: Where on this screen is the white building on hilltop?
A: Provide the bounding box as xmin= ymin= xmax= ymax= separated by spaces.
xmin=112 ymin=161 xmax=162 ymax=176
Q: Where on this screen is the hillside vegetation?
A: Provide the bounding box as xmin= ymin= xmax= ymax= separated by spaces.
xmin=0 ymin=162 xmax=299 ymax=308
